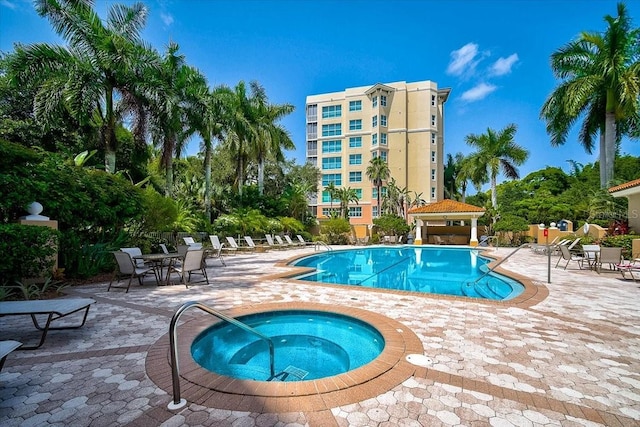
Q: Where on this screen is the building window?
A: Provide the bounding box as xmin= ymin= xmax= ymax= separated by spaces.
xmin=349 ymin=136 xmax=362 ymax=148
xmin=349 ymin=154 xmax=362 ymax=165
xmin=372 ymin=151 xmax=378 ymax=159
xmin=372 ymin=96 xmax=378 ymax=108
xmin=349 ymin=100 xmax=362 ymax=111
xmin=431 ymin=115 xmax=436 ymax=126
xmin=380 ymin=95 xmax=387 ymax=106
xmin=307 ymin=122 xmax=317 ymax=139
xmin=431 ymin=168 xmax=436 ymax=180
xmin=349 ymin=206 xmax=362 ymax=217
xmin=322 ymin=156 xmax=341 ymax=170
xmin=349 ymin=119 xmax=362 ymax=131
xmin=431 ymin=151 xmax=436 ymax=162
xmin=431 ymin=133 xmax=436 ymax=144
xmin=322 ymin=191 xmax=340 ymax=203
xmin=307 ymin=104 xmax=317 ymax=121
xmin=431 ymin=187 xmax=436 ymax=199
xmin=372 ymin=206 xmax=378 ymax=218
xmin=321 ymin=140 xmax=342 ymax=153
xmin=322 ymin=105 xmax=342 ymax=118
xmin=372 ymin=187 xmax=387 ymax=199
xmin=322 ymin=208 xmax=339 ymax=217
xmin=380 ymin=151 xmax=388 ymax=162
xmin=349 ymin=172 xmax=362 ymax=183
xmin=354 ymin=188 xmax=362 ymax=198
xmin=322 ymin=123 xmax=341 ymax=137
xmin=380 ymin=133 xmax=387 ymax=145
xmin=322 ymin=174 xmax=342 ymax=186
xmin=431 ymin=95 xmax=436 ymax=106
xmin=381 ymin=115 xmax=387 ymax=127
xmin=372 ymin=134 xmax=378 ymax=146
xmin=372 ymin=115 xmax=378 ymax=128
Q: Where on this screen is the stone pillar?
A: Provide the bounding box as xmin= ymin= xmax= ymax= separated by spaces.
xmin=470 ymin=217 xmax=479 ymax=247
xmin=414 ymin=219 xmax=423 ymax=245
xmin=19 ymin=202 xmax=59 ymax=279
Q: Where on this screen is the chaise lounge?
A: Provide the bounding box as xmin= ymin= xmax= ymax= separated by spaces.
xmin=0 ymin=298 xmax=96 ymax=350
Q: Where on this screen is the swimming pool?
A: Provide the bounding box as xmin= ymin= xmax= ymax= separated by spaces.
xmin=191 ymin=310 xmax=385 ymax=381
xmin=291 ymin=246 xmax=524 ymax=300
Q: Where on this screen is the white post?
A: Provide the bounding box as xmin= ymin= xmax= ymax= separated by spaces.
xmin=414 ymin=219 xmax=423 ymax=245
xmin=470 ymin=217 xmax=478 ymax=247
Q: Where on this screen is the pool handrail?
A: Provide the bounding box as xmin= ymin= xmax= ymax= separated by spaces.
xmin=314 ymin=241 xmax=333 ymax=251
xmin=167 ymin=301 xmax=275 ymax=410
xmin=470 ymin=243 xmax=529 ymax=285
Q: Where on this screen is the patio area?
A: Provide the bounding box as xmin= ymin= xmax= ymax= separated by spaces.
xmin=1 ymin=245 xmax=639 ymax=426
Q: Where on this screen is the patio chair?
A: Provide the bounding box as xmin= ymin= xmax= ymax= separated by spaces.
xmin=120 ymin=247 xmax=147 ymax=268
xmin=566 ymin=238 xmax=582 ymax=252
xmin=244 ymin=236 xmax=262 ymax=252
xmin=166 ymin=249 xmax=208 ymax=288
xmin=597 ymin=247 xmax=623 ymax=272
xmin=227 ymin=236 xmax=254 ymax=252
xmin=581 ymin=244 xmax=600 ymax=270
xmin=433 ymin=235 xmax=444 ymax=245
xmin=296 ymin=234 xmax=314 ymax=246
xmin=616 ymin=260 xmax=640 ymax=282
xmin=265 ymin=234 xmax=284 ymax=250
xmin=109 ymin=251 xmax=158 ymax=292
xmin=555 ymin=245 xmax=586 ymax=270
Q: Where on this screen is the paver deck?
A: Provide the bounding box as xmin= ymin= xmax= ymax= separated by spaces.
xmin=1 ymin=245 xmax=639 ymax=426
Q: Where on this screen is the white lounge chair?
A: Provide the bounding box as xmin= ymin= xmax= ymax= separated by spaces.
xmin=274 ymin=235 xmax=290 ymax=249
xmin=0 ymin=298 xmax=95 ymax=349
xmin=296 ymin=234 xmax=314 ymax=246
xmin=0 ymin=340 xmax=21 ymax=370
xmin=244 ymin=236 xmax=262 ymax=251
xmin=210 ymin=235 xmax=236 ymax=255
xmin=227 ymin=236 xmax=254 ymax=252
xmin=265 ymin=234 xmax=283 ymax=250
xmin=284 ymin=235 xmax=301 ymax=247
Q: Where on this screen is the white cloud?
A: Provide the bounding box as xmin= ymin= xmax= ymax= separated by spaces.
xmin=160 ymin=12 xmax=174 ymax=26
xmin=489 ymin=53 xmax=519 ymax=76
xmin=446 ymin=43 xmax=480 ymax=76
xmin=460 ymin=83 xmax=497 ymax=102
xmin=1 ymin=0 xmax=17 ymax=9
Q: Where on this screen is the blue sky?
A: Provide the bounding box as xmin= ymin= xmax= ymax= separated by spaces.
xmin=1 ymin=0 xmax=639 ymax=183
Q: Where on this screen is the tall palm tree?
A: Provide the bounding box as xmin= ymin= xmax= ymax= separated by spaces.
xmin=225 ymin=81 xmax=257 ymax=196
xmin=325 ymin=181 xmax=337 ymax=213
xmin=366 ymin=156 xmax=390 ymax=216
xmin=456 ymin=153 xmax=487 ymax=203
xmin=336 ymin=186 xmax=360 ymax=219
xmin=249 ymin=82 xmax=295 ymax=195
xmin=464 ymin=124 xmax=529 ymax=209
xmin=443 ymin=152 xmax=465 ymax=200
xmin=541 ymin=2 xmax=640 ymax=188
xmin=8 ymin=0 xmax=152 ymax=173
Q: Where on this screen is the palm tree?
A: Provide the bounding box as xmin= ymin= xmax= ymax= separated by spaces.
xmin=249 ymin=82 xmax=295 ymax=195
xmin=541 ymin=2 xmax=640 ymax=188
xmin=225 ymin=81 xmax=257 ymax=196
xmin=464 ymin=124 xmax=529 ymax=209
xmin=366 ymin=156 xmax=390 ymax=216
xmin=325 ymin=181 xmax=338 ymax=213
xmin=456 ymin=154 xmax=487 ymax=203
xmin=443 ymin=152 xmax=465 ymax=200
xmin=8 ymin=0 xmax=152 ymax=173
xmin=336 ymin=187 xmax=360 ymax=219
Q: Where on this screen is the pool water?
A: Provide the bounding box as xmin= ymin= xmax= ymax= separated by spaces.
xmin=191 ymin=310 xmax=384 ymax=381
xmin=291 ymin=247 xmax=524 ymax=300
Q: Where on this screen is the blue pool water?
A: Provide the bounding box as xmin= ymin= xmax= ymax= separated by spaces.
xmin=191 ymin=310 xmax=384 ymax=381
xmin=291 ymin=247 xmax=524 ymax=300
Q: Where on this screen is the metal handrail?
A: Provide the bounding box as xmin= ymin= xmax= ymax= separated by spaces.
xmin=471 ymin=243 xmax=529 ymax=285
xmin=314 ymin=241 xmax=333 ymax=251
xmin=167 ymin=301 xmax=275 ymax=410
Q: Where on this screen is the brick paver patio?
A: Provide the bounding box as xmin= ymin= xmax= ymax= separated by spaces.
xmin=1 ymin=245 xmax=639 ymax=426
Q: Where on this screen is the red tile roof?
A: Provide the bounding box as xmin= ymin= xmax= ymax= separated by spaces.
xmin=408 ymin=199 xmax=485 ymax=214
xmin=609 ymin=178 xmax=640 ymax=193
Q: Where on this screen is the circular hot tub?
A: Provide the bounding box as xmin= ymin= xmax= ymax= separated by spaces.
xmin=191 ymin=310 xmax=384 ymax=381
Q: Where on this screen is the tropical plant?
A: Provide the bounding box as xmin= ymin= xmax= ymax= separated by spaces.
xmin=335 ymin=186 xmax=360 ymax=219
xmin=373 ymin=214 xmax=411 ymax=237
xmin=324 ymin=181 xmax=338 ymax=213
xmin=7 ymin=0 xmax=156 ymax=173
xmin=321 ymin=217 xmax=351 ymax=245
xmin=366 ymin=156 xmax=390 ymax=215
xmin=443 ymin=152 xmax=465 ymax=200
xmin=540 ymin=2 xmax=640 ymax=188
xmin=464 ymin=124 xmax=529 ymax=209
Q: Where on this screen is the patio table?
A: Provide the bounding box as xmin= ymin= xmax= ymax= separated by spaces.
xmin=134 ymin=253 xmax=182 ymax=285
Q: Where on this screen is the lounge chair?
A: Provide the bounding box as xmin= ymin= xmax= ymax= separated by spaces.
xmin=244 ymin=236 xmax=263 ymax=252
xmin=0 ymin=340 xmax=21 ymax=370
xmin=433 ymin=235 xmax=444 ymax=245
xmin=284 ymin=235 xmax=302 ymax=247
xmin=265 ymin=234 xmax=284 ymax=250
xmin=566 ymin=238 xmax=582 ymax=252
xmin=617 ymin=260 xmax=640 ymax=282
xmin=211 ymin=235 xmax=236 ymax=255
xmin=274 ymin=235 xmax=291 ymax=248
xmin=296 ymin=234 xmax=315 ymax=246
xmin=556 ymin=245 xmax=585 ymax=269
xmin=166 ymin=249 xmax=208 ymax=288
xmin=0 ymin=298 xmax=95 ymax=349
xmin=227 ymin=236 xmax=254 ymax=252
xmin=109 ymin=251 xmax=158 ymax=292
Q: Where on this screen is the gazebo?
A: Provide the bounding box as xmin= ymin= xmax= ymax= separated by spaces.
xmin=407 ymin=200 xmax=486 ymax=246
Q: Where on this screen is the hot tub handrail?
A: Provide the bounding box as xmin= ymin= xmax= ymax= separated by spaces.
xmin=168 ymin=301 xmax=275 ymax=410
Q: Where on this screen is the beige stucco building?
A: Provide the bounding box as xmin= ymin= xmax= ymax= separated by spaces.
xmin=305 ymin=81 xmax=451 ymax=224
xmin=609 ymin=178 xmax=640 ymax=233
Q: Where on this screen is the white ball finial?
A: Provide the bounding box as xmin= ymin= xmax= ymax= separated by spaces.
xmin=28 ymin=202 xmax=44 ymax=215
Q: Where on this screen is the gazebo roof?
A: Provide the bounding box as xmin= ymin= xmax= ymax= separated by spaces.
xmin=408 ymin=199 xmax=485 ymax=215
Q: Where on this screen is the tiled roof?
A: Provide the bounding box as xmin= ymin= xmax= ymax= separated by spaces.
xmin=608 ymin=178 xmax=640 ymax=193
xmin=408 ymin=199 xmax=485 ymax=214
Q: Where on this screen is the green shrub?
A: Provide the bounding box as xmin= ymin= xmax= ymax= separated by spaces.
xmin=373 ymin=214 xmax=410 ymax=237
xmin=0 ymin=223 xmax=60 ymax=284
xmin=321 ymin=218 xmax=351 ymax=244
xmin=601 ymin=233 xmax=638 ymax=259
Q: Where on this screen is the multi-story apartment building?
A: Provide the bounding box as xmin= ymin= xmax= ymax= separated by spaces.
xmin=305 ymin=80 xmax=450 ymax=224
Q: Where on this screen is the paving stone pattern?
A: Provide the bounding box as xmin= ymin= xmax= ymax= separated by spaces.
xmin=1 ymin=246 xmax=639 ymax=426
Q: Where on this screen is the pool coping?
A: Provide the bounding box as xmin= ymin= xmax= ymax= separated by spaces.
xmin=266 ymin=245 xmax=548 ymax=309
xmin=146 ymin=302 xmax=424 ymax=412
